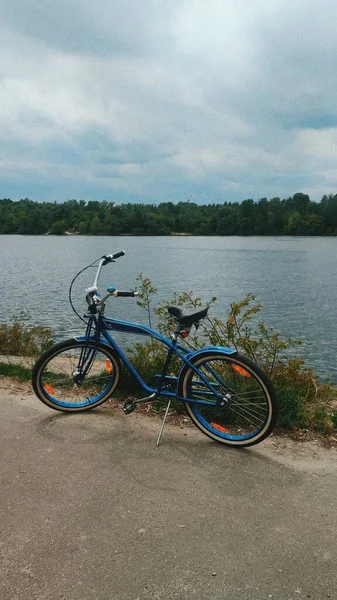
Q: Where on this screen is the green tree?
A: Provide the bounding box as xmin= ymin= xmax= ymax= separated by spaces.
xmin=289 ymin=193 xmax=310 ymax=215
xmin=90 ymin=216 xmax=101 ymax=235
xmin=303 ymin=214 xmax=324 ymax=235
xmin=50 ymin=220 xmax=67 ymax=235
xmin=285 ymin=212 xmax=302 ymax=235
xmin=321 ymin=194 xmax=337 ymax=233
xmin=78 ymin=221 xmax=88 ymax=235
xmin=239 ymin=199 xmax=256 ymax=235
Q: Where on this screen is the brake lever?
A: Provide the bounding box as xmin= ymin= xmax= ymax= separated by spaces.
xmin=102 ymin=255 xmax=116 ymax=266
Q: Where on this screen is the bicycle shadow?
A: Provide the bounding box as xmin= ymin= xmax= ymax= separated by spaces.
xmin=35 ymin=406 xmax=299 ymax=497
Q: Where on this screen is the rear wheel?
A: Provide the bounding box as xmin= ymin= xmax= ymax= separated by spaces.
xmin=32 ymin=339 xmax=120 ymax=412
xmin=178 ymin=352 xmax=278 ymax=447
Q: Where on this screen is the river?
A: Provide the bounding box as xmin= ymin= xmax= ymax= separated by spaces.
xmin=0 ymin=235 xmax=336 ymax=381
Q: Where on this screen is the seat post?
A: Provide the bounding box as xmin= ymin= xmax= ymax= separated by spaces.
xmin=173 ymin=324 xmax=180 ymax=341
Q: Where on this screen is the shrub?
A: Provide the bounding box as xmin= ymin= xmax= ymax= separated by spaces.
xmin=133 ymin=274 xmax=337 ymax=432
xmin=0 ymin=312 xmax=54 ymax=357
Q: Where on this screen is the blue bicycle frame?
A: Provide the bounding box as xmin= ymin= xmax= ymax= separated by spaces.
xmin=75 ymin=313 xmax=236 ymax=407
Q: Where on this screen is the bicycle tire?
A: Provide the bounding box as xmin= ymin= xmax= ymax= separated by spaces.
xmin=32 ymin=338 xmax=120 ymax=412
xmin=178 ymin=351 xmax=278 ymax=447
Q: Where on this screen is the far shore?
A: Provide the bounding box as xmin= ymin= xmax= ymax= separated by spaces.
xmin=44 ymin=231 xmax=193 ymax=236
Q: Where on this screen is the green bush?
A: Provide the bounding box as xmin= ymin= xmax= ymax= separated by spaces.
xmin=0 ymin=312 xmax=54 ymax=357
xmin=134 ymin=274 xmax=337 ymax=432
xmin=276 ymin=388 xmax=310 ymax=430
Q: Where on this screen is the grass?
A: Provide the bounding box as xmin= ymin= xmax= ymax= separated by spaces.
xmin=0 ymin=362 xmax=32 ymax=382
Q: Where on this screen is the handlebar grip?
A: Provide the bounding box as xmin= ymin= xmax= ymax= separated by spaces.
xmin=112 ymin=250 xmax=125 ymax=260
xmin=114 ymin=291 xmax=138 ymax=297
xmin=101 ymin=251 xmax=125 ymax=265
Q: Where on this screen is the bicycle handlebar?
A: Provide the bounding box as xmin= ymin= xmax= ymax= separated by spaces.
xmin=85 ymin=251 xmax=137 ymax=307
xmin=101 ymin=250 xmax=125 ymax=265
xmin=86 ymin=250 xmax=125 ymax=293
xmin=70 ymin=250 xmax=136 ymax=320
xmin=114 ymin=290 xmax=138 ymax=297
xmin=112 ymin=250 xmax=125 ymax=260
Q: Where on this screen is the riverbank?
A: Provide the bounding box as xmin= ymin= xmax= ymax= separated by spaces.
xmin=2 ymin=369 xmax=337 ymax=448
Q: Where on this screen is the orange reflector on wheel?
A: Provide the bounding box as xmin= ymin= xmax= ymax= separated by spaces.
xmin=231 ymin=364 xmax=251 ymax=377
xmin=44 ymin=383 xmax=55 ymax=395
xmin=105 ymin=360 xmax=113 ymax=374
xmin=211 ymin=422 xmax=230 ymax=433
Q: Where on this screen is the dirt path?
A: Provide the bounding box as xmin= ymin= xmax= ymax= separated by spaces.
xmin=1 ymin=384 xmax=337 ymax=600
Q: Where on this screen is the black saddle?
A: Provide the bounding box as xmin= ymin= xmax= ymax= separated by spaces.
xmin=167 ymin=306 xmax=208 ymax=327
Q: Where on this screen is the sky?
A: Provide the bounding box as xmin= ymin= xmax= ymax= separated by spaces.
xmin=1 ymin=0 xmax=337 ymax=205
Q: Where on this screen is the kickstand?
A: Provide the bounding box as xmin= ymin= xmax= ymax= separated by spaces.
xmin=156 ymin=399 xmax=171 ymax=447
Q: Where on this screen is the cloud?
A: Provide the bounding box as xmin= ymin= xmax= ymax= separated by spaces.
xmin=1 ymin=0 xmax=337 ymax=203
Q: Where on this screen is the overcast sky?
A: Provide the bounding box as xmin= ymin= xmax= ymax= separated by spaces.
xmin=1 ymin=0 xmax=337 ymax=204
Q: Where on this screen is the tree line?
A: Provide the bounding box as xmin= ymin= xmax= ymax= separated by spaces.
xmin=0 ymin=193 xmax=337 ymax=236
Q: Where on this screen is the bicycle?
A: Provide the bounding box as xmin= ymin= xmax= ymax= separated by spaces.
xmin=32 ymin=251 xmax=278 ymax=447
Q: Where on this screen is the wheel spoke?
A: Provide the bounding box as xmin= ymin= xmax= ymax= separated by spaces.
xmin=225 ymin=402 xmax=265 ymax=428
xmin=182 ymin=353 xmax=276 ymax=445
xmin=35 ymin=342 xmax=119 ymax=410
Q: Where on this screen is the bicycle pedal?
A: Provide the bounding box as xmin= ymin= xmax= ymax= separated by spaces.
xmin=122 ymin=400 xmax=136 ymax=415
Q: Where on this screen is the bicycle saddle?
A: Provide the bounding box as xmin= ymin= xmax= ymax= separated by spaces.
xmin=167 ymin=306 xmax=208 ymax=327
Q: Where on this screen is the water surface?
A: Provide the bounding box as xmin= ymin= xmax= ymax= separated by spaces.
xmin=0 ymin=235 xmax=336 ymax=381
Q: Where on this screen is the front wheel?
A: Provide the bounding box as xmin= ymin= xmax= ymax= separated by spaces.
xmin=178 ymin=352 xmax=278 ymax=447
xmin=32 ymin=339 xmax=120 ymax=412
